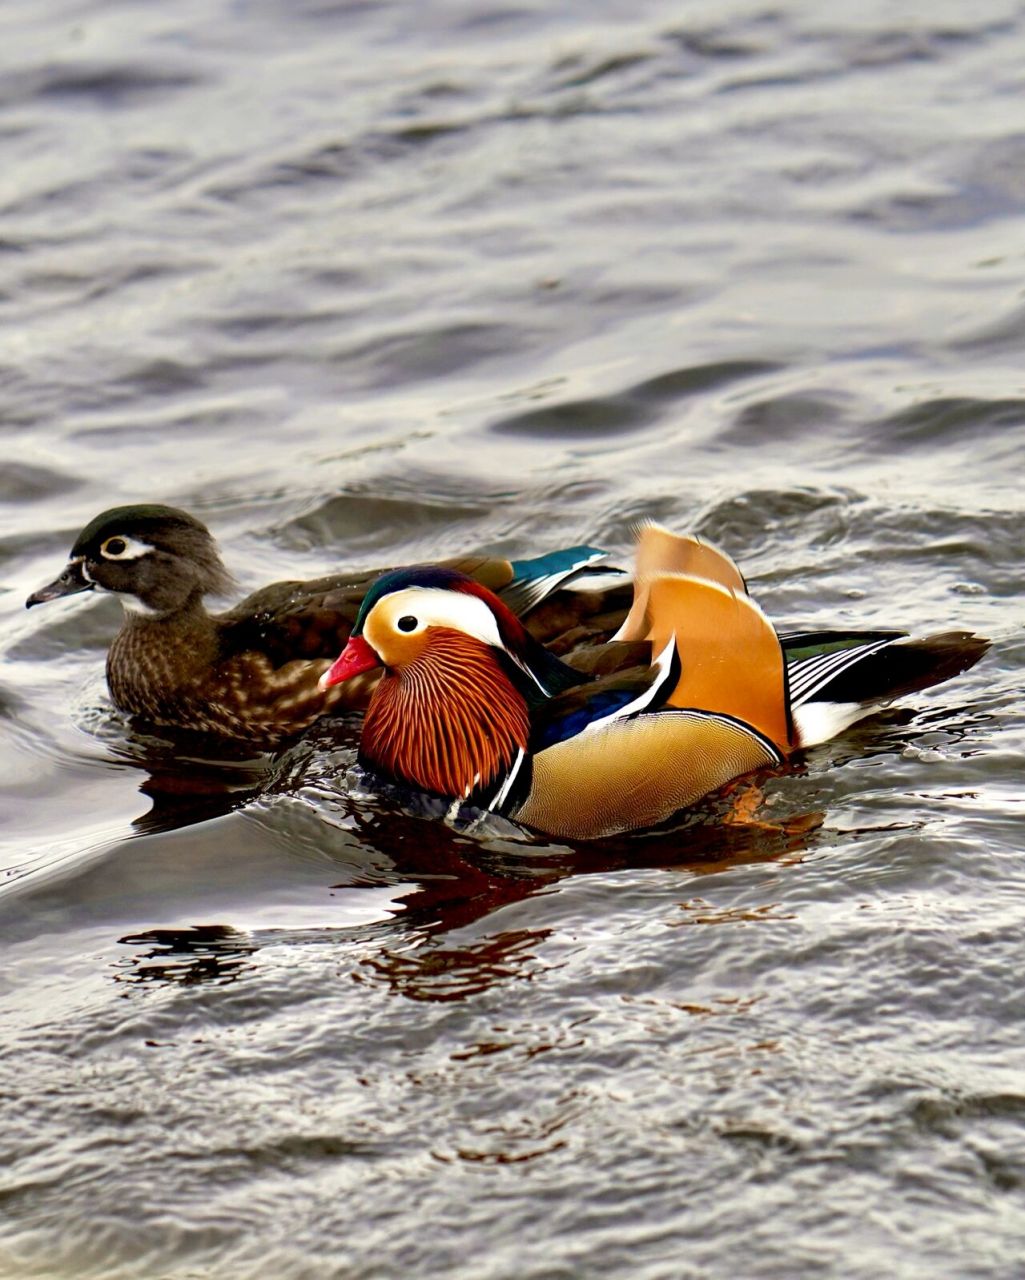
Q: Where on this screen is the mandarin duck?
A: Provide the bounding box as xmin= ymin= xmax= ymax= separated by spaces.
xmin=25 ymin=504 xmax=629 ymax=749
xmin=320 ymin=524 xmax=988 ymax=839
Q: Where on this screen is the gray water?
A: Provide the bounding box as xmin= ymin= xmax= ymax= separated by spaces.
xmin=2 ymin=1 xmax=1024 ymax=1277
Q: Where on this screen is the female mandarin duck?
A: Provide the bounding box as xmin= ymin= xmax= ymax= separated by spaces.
xmin=25 ymin=504 xmax=629 ymax=748
xmin=320 ymin=524 xmax=987 ymax=839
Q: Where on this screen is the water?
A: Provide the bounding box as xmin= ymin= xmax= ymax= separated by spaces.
xmin=1 ymin=0 xmax=1023 ymax=1276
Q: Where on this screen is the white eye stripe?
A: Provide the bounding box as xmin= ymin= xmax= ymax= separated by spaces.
xmin=366 ymin=587 xmax=505 ymax=651
xmin=99 ymin=534 xmax=153 ymax=561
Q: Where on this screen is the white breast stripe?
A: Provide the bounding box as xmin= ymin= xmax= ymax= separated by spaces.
xmin=576 ymin=635 xmax=677 ymax=737
xmin=488 ymin=747 xmax=526 ymax=813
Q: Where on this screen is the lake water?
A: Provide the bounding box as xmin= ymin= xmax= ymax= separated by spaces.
xmin=1 ymin=1 xmax=1024 ymax=1277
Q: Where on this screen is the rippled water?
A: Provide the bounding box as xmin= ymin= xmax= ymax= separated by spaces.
xmin=2 ymin=1 xmax=1024 ymax=1276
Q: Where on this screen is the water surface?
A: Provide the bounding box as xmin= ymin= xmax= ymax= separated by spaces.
xmin=1 ymin=1 xmax=1023 ymax=1277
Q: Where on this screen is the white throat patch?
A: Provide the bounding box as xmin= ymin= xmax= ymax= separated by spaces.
xmin=120 ymin=596 xmax=162 ymax=618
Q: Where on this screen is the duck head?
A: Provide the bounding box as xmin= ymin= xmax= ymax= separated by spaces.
xmin=321 ymin=566 xmax=584 ymax=800
xmin=26 ymin=504 xmax=234 ymax=619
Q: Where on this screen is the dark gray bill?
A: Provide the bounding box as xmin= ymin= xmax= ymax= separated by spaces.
xmin=25 ymin=560 xmax=94 ymax=608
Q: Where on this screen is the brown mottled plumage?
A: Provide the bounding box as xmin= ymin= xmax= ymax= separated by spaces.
xmin=25 ymin=504 xmax=626 ymax=749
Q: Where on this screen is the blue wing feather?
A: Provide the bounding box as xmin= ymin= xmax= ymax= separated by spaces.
xmin=501 ymin=545 xmax=623 ymax=616
xmin=535 ymin=687 xmax=643 ymax=750
xmin=509 ymin=545 xmax=607 ymax=581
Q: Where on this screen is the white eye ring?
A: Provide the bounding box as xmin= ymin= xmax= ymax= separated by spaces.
xmin=99 ymin=534 xmax=151 ymax=561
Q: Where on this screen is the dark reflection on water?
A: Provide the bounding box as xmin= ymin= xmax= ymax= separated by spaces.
xmin=78 ymin=714 xmax=279 ymax=835
xmin=114 ymin=924 xmax=257 ymax=987
xmin=134 ymin=770 xmax=263 ymax=834
xmin=358 ymin=928 xmax=553 ymax=1003
xmin=94 ymin=747 xmax=830 ymax=1005
xmin=347 ymin=798 xmax=825 ymax=1002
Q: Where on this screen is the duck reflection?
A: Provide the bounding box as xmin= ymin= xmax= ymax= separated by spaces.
xmin=106 ymin=747 xmax=826 ymax=997
xmin=108 ymin=789 xmax=821 ymax=997
xmin=335 ymin=777 xmax=823 ymax=1002
xmin=115 ymin=716 xmax=341 ymax=835
xmin=133 ymin=763 xmax=268 ymax=834
xmin=356 ymin=928 xmax=550 ymax=1003
xmin=113 ymin=924 xmax=257 ymax=986
xmin=106 ymin=712 xmax=863 ymax=1000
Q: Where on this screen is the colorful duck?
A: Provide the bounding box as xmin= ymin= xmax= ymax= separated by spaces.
xmin=320 ymin=524 xmax=988 ymax=839
xmin=25 ymin=504 xmax=627 ymax=748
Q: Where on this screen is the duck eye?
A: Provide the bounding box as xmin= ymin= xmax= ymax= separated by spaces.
xmin=101 ymin=536 xmax=128 ymax=558
xmin=397 ymin=615 xmax=418 ymax=633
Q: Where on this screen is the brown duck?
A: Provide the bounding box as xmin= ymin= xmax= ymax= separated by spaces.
xmin=25 ymin=504 xmax=629 ymax=749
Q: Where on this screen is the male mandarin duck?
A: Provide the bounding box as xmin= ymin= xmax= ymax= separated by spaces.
xmin=25 ymin=504 xmax=629 ymax=748
xmin=320 ymin=524 xmax=988 ymax=839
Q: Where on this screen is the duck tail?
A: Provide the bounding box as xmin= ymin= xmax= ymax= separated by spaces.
xmin=790 ymin=630 xmax=990 ymax=747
